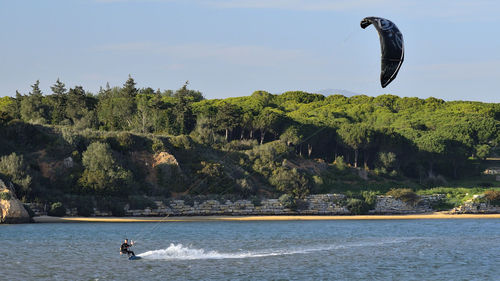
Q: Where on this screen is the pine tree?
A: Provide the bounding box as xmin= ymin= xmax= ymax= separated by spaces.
xmin=50 ymin=78 xmax=67 ymax=95
xmin=30 ymin=80 xmax=43 ymax=96
xmin=122 ymin=75 xmax=137 ymax=98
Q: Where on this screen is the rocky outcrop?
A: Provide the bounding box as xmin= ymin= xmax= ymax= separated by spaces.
xmin=0 ymin=179 xmax=30 ymax=223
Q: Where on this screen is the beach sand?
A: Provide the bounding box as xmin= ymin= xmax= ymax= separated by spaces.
xmin=33 ymin=213 xmax=500 ymax=223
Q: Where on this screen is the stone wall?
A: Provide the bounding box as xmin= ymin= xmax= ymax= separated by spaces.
xmin=28 ymin=193 xmax=449 ymax=217
xmin=372 ymin=195 xmax=445 ymax=214
xmin=450 ymin=200 xmax=500 ymax=214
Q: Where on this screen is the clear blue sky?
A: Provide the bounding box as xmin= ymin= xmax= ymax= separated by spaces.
xmin=1 ymin=0 xmax=499 ymax=102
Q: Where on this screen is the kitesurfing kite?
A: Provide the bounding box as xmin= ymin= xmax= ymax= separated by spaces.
xmin=360 ymin=17 xmax=404 ymax=88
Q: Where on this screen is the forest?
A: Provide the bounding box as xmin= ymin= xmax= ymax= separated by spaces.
xmin=0 ymin=77 xmax=499 ymax=214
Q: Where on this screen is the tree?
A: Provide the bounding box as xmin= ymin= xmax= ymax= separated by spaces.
xmin=97 ymin=86 xmax=136 ymax=130
xmin=476 ymin=144 xmax=490 ymax=160
xmin=338 ymin=123 xmax=373 ymax=168
xmin=280 ymin=125 xmax=302 ymax=146
xmin=134 ymin=94 xmax=154 ymax=133
xmin=80 ymin=142 xmax=133 ymax=194
xmin=174 ymin=81 xmax=204 ymax=102
xmin=270 ymin=167 xmax=310 ymax=199
xmin=51 ymin=78 xmax=67 ymax=95
xmin=378 ymin=151 xmax=397 ymax=172
xmin=122 ymin=75 xmax=138 ymax=98
xmin=215 ymin=102 xmax=242 ymax=141
xmin=173 ymin=95 xmax=196 ymax=135
xmin=254 ymin=108 xmax=285 ymax=145
xmin=0 ymin=153 xmax=32 ymax=199
xmin=47 ymin=79 xmax=68 ymax=124
xmin=20 ymin=80 xmax=47 ymax=123
xmin=415 ymin=132 xmax=446 ymax=177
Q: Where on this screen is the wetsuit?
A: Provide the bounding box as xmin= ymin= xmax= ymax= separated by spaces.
xmin=120 ymin=243 xmax=135 ymax=256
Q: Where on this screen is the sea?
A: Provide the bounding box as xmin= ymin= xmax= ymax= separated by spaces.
xmin=2 ymin=219 xmax=500 ymax=280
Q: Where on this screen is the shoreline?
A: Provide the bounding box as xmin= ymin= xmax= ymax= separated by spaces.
xmin=32 ymin=213 xmax=500 ymax=223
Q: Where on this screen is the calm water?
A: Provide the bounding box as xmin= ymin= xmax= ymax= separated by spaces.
xmin=2 ymin=219 xmax=500 ymax=280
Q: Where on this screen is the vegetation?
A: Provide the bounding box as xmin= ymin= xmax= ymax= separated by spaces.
xmin=0 ymin=77 xmax=499 ymax=211
xmin=0 ymin=191 xmax=11 ymax=200
xmin=484 ymin=190 xmax=500 ymax=206
xmin=48 ymin=202 xmax=66 ymax=217
xmin=386 ymin=188 xmax=419 ymax=205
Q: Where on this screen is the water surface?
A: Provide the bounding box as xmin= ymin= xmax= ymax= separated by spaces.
xmin=2 ymin=219 xmax=499 ymax=280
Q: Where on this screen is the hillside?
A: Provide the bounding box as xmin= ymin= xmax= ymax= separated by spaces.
xmin=0 ymin=77 xmax=499 ymax=215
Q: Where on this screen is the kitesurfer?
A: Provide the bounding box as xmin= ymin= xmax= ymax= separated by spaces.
xmin=120 ymin=239 xmax=135 ymax=257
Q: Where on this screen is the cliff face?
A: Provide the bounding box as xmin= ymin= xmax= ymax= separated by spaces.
xmin=0 ymin=179 xmax=30 ymax=224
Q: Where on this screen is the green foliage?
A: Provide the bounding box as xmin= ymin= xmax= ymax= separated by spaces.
xmin=0 ymin=191 xmax=11 ymax=200
xmin=49 ymin=202 xmax=66 ymax=217
xmin=278 ymin=194 xmax=296 ymax=209
xmin=270 ymin=167 xmax=310 ymax=199
xmin=215 ymin=102 xmax=242 ymax=140
xmin=378 ymin=151 xmax=397 ymax=171
xmin=80 ymin=142 xmax=133 ymax=195
xmin=334 ymin=156 xmax=347 ymax=170
xmin=346 ymin=198 xmax=369 ymax=215
xmin=484 ymin=190 xmax=500 ymax=206
xmin=20 ymin=81 xmax=48 ymax=124
xmin=152 ymin=137 xmax=166 ymax=153
xmin=361 ymin=190 xmax=378 ymax=208
xmin=386 ymin=188 xmax=419 ymax=205
xmin=475 ymin=144 xmax=491 ymax=160
xmin=0 ymin=153 xmax=32 ymax=199
xmin=2 ymin=78 xmax=500 ymax=206
xmin=170 ymin=135 xmax=192 ymax=150
xmin=280 ymin=126 xmax=302 ymax=146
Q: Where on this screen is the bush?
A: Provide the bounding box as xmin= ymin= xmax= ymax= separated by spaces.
xmin=270 ymin=167 xmax=310 ymax=199
xmin=116 ymin=132 xmax=134 ymax=151
xmin=484 ymin=190 xmax=500 ymax=206
xmin=170 ymin=135 xmax=192 ymax=150
xmin=430 ymin=200 xmax=456 ymax=211
xmin=334 ymin=156 xmax=347 ymax=170
xmin=224 ymin=139 xmax=258 ymax=151
xmin=152 ymin=138 xmax=166 ymax=153
xmin=361 ymin=190 xmax=378 ymax=208
xmin=279 ymin=194 xmax=296 ymax=209
xmin=0 ymin=153 xmax=32 ymax=199
xmin=0 ymin=191 xmax=11 ymax=200
xmin=346 ymin=198 xmax=370 ymax=215
xmin=49 ymin=202 xmax=66 ymax=217
xmin=386 ymin=188 xmax=419 ymax=205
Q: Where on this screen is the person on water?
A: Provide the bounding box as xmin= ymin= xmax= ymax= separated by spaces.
xmin=120 ymin=239 xmax=135 ymax=257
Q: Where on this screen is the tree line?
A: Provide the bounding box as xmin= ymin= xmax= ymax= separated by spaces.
xmin=0 ymin=76 xmax=498 ymax=209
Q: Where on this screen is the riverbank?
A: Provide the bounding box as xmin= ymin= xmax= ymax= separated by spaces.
xmin=32 ymin=213 xmax=500 ymax=223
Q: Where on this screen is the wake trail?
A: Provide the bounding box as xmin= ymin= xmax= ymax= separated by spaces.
xmin=138 ymin=238 xmax=416 ymax=261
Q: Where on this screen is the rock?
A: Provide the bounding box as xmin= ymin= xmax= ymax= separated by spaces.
xmin=0 ymin=179 xmax=30 ymax=223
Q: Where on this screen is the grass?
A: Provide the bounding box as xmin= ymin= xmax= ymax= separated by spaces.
xmin=416 ymin=186 xmax=500 ymax=207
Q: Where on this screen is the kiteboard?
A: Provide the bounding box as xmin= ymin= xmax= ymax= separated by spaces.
xmin=129 ymin=256 xmax=142 ymax=260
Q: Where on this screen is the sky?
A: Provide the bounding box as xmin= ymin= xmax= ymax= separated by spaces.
xmin=0 ymin=0 xmax=499 ymax=102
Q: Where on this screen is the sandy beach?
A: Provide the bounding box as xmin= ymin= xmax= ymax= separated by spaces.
xmin=32 ymin=213 xmax=500 ymax=223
